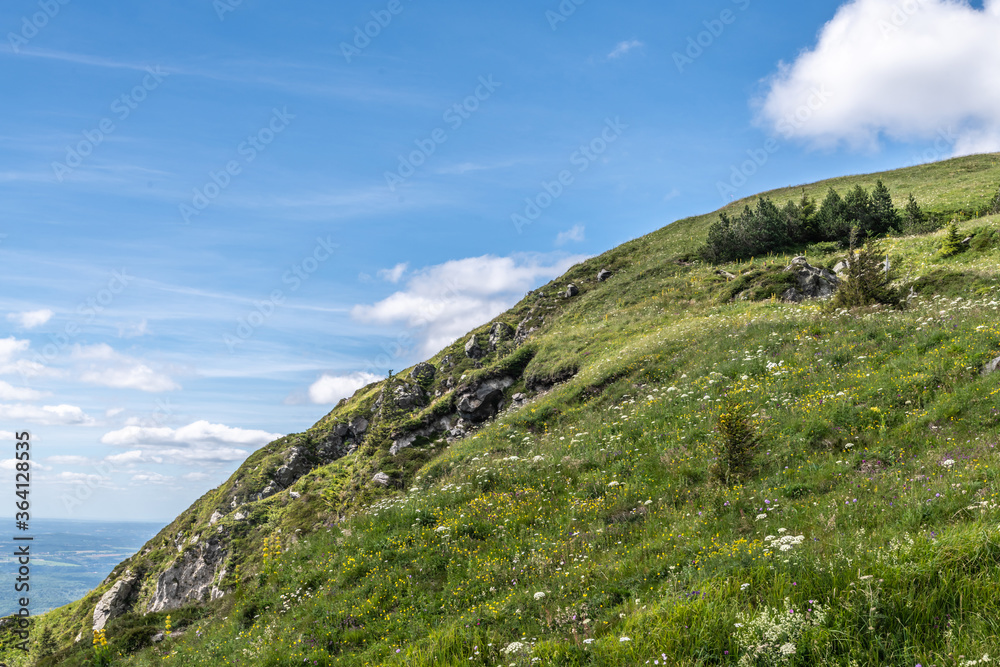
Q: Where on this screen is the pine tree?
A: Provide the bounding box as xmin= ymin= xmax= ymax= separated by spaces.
xmin=869 ymin=180 xmax=900 ymax=235
xmin=901 ymin=193 xmax=929 ymax=233
xmin=991 ymin=181 xmax=1000 ymax=215
xmin=831 ymin=231 xmax=902 ymax=309
xmin=938 ymin=219 xmax=964 ymax=257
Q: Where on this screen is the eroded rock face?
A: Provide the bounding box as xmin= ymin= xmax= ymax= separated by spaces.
xmin=93 ymin=572 xmax=138 ymax=631
xmin=148 ymin=539 xmax=227 ymax=613
xmin=465 ymin=335 xmax=486 ymax=359
xmin=456 ymin=377 xmax=515 ymax=423
xmin=389 ymin=416 xmax=453 ymax=456
xmin=488 ymin=322 xmax=515 ymax=351
xmin=782 ymin=257 xmax=839 ymax=302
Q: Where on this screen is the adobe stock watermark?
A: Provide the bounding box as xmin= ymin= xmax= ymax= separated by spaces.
xmin=214 ymin=0 xmax=245 ymax=21
xmin=673 ymin=0 xmax=751 ymax=73
xmin=6 ymin=0 xmax=71 ymax=53
xmin=385 ymin=75 xmax=502 ymax=192
xmin=224 ymin=236 xmax=338 ymax=352
xmin=716 ymin=86 xmax=834 ymax=202
xmin=52 ymin=67 xmax=169 ymax=182
xmin=546 ymin=0 xmax=587 ymax=31
xmin=904 ymin=126 xmax=957 ymax=167
xmin=179 ymin=107 xmax=295 ymax=224
xmin=879 ymin=0 xmax=928 ymax=39
xmin=21 ymin=269 xmax=133 ymax=383
xmin=511 ymin=117 xmax=627 ymax=234
xmin=341 ymin=0 xmax=414 ymax=63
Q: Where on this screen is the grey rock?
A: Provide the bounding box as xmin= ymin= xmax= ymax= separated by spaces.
xmin=93 ymin=572 xmax=138 ymax=631
xmin=781 ymin=288 xmax=805 ymax=303
xmin=983 ymin=356 xmax=1000 ymax=376
xmin=372 ymin=472 xmax=391 ymax=487
xmin=332 ymin=423 xmax=351 ymax=438
xmin=488 ymin=322 xmax=515 ymax=351
xmin=393 ymin=383 xmax=426 ymax=411
xmin=784 ymin=257 xmax=839 ymax=300
xmin=465 ymin=335 xmax=486 ymax=359
xmin=963 ymin=236 xmax=973 ymax=245
xmin=234 ymin=511 xmax=247 ymax=521
xmin=289 ymin=491 xmax=301 ymax=499
xmin=390 ymin=416 xmax=454 ymax=456
xmin=148 ymin=538 xmax=227 ymax=613
xmin=597 ymin=268 xmax=613 ymax=282
xmin=152 ymin=632 xmax=165 ymax=643
xmin=563 ymin=284 xmax=579 ymax=298
xmin=350 ymin=416 xmax=369 ymax=435
xmin=440 ymin=354 xmax=455 ymax=369
xmin=457 ymin=377 xmax=515 ymax=423
xmin=715 ymin=270 xmax=736 ymax=280
xmin=271 ymin=447 xmax=311 ymax=489
xmin=209 ymin=511 xmax=224 ymax=526
xmin=410 ymin=362 xmax=436 ymax=384
xmin=833 ymin=260 xmax=849 ymax=274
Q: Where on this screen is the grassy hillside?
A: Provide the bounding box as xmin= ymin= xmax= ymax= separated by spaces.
xmin=5 ymin=153 xmax=1000 ymax=666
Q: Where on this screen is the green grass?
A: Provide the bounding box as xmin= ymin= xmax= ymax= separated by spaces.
xmin=6 ymin=154 xmax=1000 ymax=666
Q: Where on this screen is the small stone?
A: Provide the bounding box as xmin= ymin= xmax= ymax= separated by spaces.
xmin=597 ymin=269 xmax=613 ymax=282
xmin=465 ymin=335 xmax=486 ymax=359
xmin=289 ymin=491 xmax=301 ymax=499
xmin=209 ymin=511 xmax=223 ymax=526
xmin=372 ymin=472 xmax=391 ymax=487
xmin=983 ymin=356 xmax=1000 ymax=376
xmin=564 ymin=284 xmax=579 ymax=298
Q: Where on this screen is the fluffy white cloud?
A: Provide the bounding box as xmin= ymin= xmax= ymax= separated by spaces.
xmin=73 ymin=343 xmax=180 ymax=392
xmin=0 ymin=403 xmax=94 ymax=425
xmin=100 ymin=420 xmax=280 ymax=466
xmin=377 ymin=263 xmax=408 ymax=283
xmin=130 ymin=472 xmax=173 ymax=484
xmin=352 ymin=253 xmax=587 ymax=356
xmin=757 ymin=0 xmax=1000 ymax=155
xmin=0 ymin=380 xmax=47 ymax=401
xmin=308 ymin=372 xmax=382 ymax=405
xmin=607 ymin=40 xmax=643 ymax=59
xmin=556 ymin=225 xmax=586 ymax=246
xmin=0 ymin=458 xmax=49 ymax=471
xmin=7 ymin=309 xmax=53 ymax=329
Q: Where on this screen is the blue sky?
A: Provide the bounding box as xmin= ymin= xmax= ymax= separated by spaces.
xmin=2 ymin=0 xmax=998 ymax=521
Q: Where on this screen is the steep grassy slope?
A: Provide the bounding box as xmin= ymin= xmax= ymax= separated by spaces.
xmin=5 ymin=154 xmax=1000 ymax=666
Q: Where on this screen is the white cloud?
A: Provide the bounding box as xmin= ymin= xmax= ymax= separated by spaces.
xmin=352 ymin=253 xmax=587 ymax=356
xmin=183 ymin=471 xmax=211 ymax=482
xmin=0 ymin=338 xmax=47 ymax=378
xmin=46 ymin=455 xmax=91 ymax=465
xmin=308 ymin=372 xmax=382 ymax=405
xmin=556 ymin=225 xmax=586 ymax=246
xmin=7 ymin=309 xmax=53 ymax=329
xmin=106 ymin=407 xmax=125 ymax=418
xmin=50 ymin=471 xmax=109 ymax=485
xmin=102 ymin=420 xmax=280 ymax=449
xmin=105 ymin=450 xmax=146 ymax=465
xmin=0 ymin=337 xmax=30 ymax=363
xmin=0 ymin=403 xmax=94 ymax=425
xmin=607 ymin=40 xmax=644 ymax=60
xmin=0 ymin=380 xmax=47 ymax=401
xmin=0 ymin=458 xmax=49 ymax=471
xmin=73 ymin=343 xmax=180 ymax=392
xmin=377 ymin=263 xmax=408 ymax=284
xmin=130 ymin=472 xmax=173 ymax=484
xmin=757 ymin=0 xmax=1000 ymax=154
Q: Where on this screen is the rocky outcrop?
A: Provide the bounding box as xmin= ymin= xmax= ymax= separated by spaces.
xmin=389 ymin=416 xmax=454 ymax=456
xmin=410 ymin=362 xmax=436 ymax=384
xmin=488 ymin=322 xmax=515 ymax=351
xmin=457 ymin=377 xmax=515 ymax=423
xmin=93 ymin=572 xmax=139 ymax=631
xmin=563 ymin=284 xmax=579 ymax=298
xmin=148 ymin=538 xmax=227 ymax=613
xmin=598 ymin=268 xmax=613 ymax=282
xmin=782 ymin=257 xmax=839 ymax=302
xmin=465 ymin=335 xmax=486 ymax=359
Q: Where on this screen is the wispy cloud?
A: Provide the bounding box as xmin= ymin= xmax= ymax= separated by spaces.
xmin=377 ymin=263 xmax=408 ymax=284
xmin=72 ymin=344 xmax=180 ymax=393
xmin=607 ymin=40 xmax=644 ymax=60
xmin=555 ymin=225 xmax=586 ymax=246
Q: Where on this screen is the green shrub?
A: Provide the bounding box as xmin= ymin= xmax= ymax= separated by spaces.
xmin=830 ymin=235 xmax=903 ymax=309
xmin=711 ymin=402 xmax=762 ymax=486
